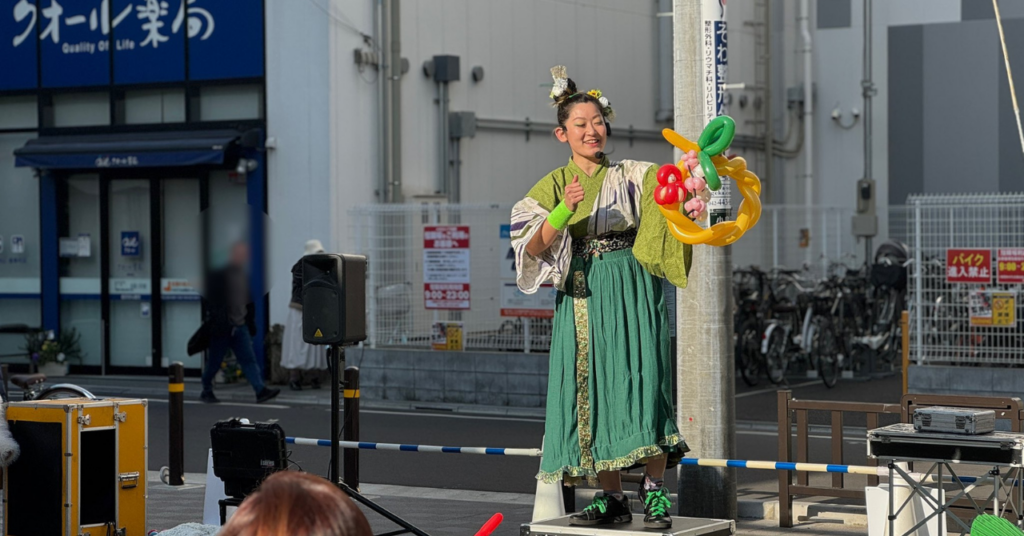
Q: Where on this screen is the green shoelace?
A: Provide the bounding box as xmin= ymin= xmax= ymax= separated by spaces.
xmin=645 ymin=488 xmax=672 ymax=517
xmin=583 ymin=495 xmax=610 ymax=514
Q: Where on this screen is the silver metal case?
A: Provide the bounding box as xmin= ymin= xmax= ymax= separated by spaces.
xmin=913 ymin=406 xmax=996 ymax=435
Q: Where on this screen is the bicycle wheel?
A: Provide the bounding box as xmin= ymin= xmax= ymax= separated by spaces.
xmin=872 ymin=287 xmax=899 ymax=334
xmin=763 ymin=327 xmax=789 ymax=385
xmin=735 ymin=318 xmax=762 ymax=387
xmin=36 ymin=384 xmax=97 ymax=400
xmin=811 ymin=316 xmax=841 ymax=388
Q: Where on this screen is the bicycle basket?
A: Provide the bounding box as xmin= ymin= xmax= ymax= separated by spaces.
xmin=870 ymin=264 xmax=907 ymax=290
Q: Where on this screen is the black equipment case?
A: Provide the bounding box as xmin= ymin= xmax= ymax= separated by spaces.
xmin=210 ymin=418 xmax=287 ymax=498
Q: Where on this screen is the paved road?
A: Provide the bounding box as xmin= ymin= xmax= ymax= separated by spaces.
xmin=147 ymin=372 xmax=901 ymax=494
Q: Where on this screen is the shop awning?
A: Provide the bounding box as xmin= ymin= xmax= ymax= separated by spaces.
xmin=14 ymin=130 xmax=242 ymax=169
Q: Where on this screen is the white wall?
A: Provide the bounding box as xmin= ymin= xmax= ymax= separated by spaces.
xmin=263 ymin=0 xmax=985 ymax=325
xmin=266 ymin=0 xmax=378 ymax=325
xmin=723 ymin=0 xmax=962 ymax=247
xmin=400 ymin=0 xmax=674 ymax=204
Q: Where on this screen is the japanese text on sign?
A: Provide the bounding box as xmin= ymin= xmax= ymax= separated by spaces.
xmin=946 ymin=248 xmax=992 ymax=284
xmin=423 ymin=226 xmax=470 ymax=249
xmin=970 ymin=291 xmax=1016 ymax=327
xmin=423 ymin=226 xmax=470 ymax=310
xmin=2 ymin=0 xmax=262 ymax=90
xmin=998 ymin=248 xmax=1024 ymax=285
xmin=424 ymin=283 xmax=470 ymax=310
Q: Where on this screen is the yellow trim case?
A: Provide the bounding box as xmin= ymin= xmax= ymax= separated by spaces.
xmin=4 ymin=398 xmax=148 ymax=536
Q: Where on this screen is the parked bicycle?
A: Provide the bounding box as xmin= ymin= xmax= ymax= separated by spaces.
xmin=4 ymin=371 xmax=96 ymax=402
xmin=733 ymin=266 xmax=778 ymax=387
xmin=760 ymin=269 xmax=828 ymax=386
xmin=0 ymin=323 xmax=96 ymax=403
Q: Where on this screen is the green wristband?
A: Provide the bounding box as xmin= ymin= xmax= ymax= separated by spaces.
xmin=547 ymin=201 xmax=575 ymax=231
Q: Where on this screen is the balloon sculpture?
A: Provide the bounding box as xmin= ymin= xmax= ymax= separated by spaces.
xmin=653 ymin=115 xmax=763 ymax=247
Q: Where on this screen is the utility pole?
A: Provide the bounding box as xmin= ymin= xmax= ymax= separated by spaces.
xmin=674 ymin=0 xmax=736 ymax=521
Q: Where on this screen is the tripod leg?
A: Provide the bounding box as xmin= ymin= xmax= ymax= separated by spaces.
xmin=337 ymin=481 xmax=431 ymax=536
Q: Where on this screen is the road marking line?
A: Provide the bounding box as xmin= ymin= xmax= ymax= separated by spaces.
xmin=735 ymin=380 xmax=819 ymax=398
xmin=355 ymin=409 xmax=545 ymax=423
xmin=147 ymin=399 xmax=290 ymax=409
xmin=738 ymin=430 xmax=865 ymax=443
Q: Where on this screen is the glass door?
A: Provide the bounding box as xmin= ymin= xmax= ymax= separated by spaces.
xmin=60 ymin=175 xmax=103 ymax=367
xmin=107 ymin=179 xmax=153 ymax=367
xmin=160 ymin=179 xmax=203 ymax=370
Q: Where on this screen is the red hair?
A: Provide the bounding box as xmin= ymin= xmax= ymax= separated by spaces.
xmin=218 ymin=471 xmax=372 ymax=536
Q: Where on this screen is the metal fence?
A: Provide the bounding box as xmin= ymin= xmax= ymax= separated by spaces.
xmin=905 ymin=193 xmax=1024 ymax=365
xmin=351 ymin=203 xmax=862 ymax=351
xmin=731 ymin=205 xmax=861 ymax=276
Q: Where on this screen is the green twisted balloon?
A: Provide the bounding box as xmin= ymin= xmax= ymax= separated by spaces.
xmin=694 ymin=115 xmax=736 ymax=191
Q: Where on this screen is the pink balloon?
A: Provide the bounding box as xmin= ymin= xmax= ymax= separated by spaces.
xmin=684 ymin=198 xmax=707 ymax=218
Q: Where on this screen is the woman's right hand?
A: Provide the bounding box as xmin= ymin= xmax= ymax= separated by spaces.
xmin=563 ymin=175 xmax=585 ymax=212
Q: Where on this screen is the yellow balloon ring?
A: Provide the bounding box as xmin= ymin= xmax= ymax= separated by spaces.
xmin=657 ymin=127 xmax=763 ymax=247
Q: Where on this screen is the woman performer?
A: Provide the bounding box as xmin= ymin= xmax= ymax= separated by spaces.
xmin=511 ymin=66 xmax=706 ymax=529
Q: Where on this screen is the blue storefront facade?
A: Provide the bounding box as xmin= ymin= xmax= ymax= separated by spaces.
xmin=0 ymin=0 xmax=269 ymax=376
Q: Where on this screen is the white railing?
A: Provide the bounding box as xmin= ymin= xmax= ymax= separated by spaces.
xmin=351 ymin=203 xmax=866 ymax=351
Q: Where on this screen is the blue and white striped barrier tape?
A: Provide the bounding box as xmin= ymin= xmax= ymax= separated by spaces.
xmin=285 ymin=438 xmax=1015 ymax=485
xmin=286 ymin=437 xmax=543 ymax=457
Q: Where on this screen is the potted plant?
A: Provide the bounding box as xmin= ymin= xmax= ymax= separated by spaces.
xmin=22 ymin=328 xmax=82 ymax=377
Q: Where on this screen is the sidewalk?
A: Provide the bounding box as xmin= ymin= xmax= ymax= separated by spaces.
xmin=58 ymin=373 xmax=550 ymax=417
xmin=38 ymin=374 xmax=871 ymax=531
xmin=142 ymin=472 xmax=866 ymax=536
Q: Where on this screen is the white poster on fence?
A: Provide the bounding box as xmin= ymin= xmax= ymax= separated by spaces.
xmin=499 ymin=225 xmax=555 ymax=318
xmin=423 ymin=226 xmax=470 ymax=309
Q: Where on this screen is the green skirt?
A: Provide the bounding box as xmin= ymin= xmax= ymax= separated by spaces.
xmin=537 ymin=249 xmax=687 ymax=485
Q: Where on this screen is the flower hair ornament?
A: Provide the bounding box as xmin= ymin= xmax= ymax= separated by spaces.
xmin=549 ymin=65 xmax=616 ymax=123
xmin=586 ymin=88 xmax=616 ymax=123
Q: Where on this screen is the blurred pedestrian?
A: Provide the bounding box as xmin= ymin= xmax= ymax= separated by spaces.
xmin=282 ymin=239 xmax=328 ymax=391
xmin=218 ymin=471 xmax=372 ymax=536
xmin=199 ymin=241 xmax=280 ymax=404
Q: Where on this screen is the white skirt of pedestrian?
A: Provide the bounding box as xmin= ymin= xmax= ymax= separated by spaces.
xmin=281 ymin=306 xmax=327 ymax=370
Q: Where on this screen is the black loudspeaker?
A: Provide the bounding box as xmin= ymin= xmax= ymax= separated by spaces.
xmin=302 ymin=253 xmax=367 ymax=345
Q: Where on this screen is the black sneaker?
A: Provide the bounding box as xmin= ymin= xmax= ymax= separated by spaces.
xmin=638 ymin=483 xmax=673 ymax=529
xmin=568 ymin=493 xmax=632 ymax=526
xmin=288 ymin=380 xmax=303 ymax=391
xmin=256 ymin=387 xmax=281 ymax=404
xmin=200 ymin=390 xmax=220 ymax=404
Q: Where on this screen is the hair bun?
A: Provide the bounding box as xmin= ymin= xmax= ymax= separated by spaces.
xmin=552 ymin=78 xmax=579 ymax=107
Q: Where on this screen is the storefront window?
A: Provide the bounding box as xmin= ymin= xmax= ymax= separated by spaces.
xmin=0 ymin=96 xmax=37 ymax=130
xmin=0 ymin=133 xmax=40 ymax=363
xmin=51 ymin=92 xmax=110 ymax=128
xmin=60 ymin=175 xmax=102 ymax=367
xmin=123 ymin=89 xmax=186 ymax=125
xmin=198 ymin=85 xmax=263 ymax=121
xmin=108 ymin=180 xmax=152 ymax=367
xmin=161 ymin=179 xmax=203 ymax=369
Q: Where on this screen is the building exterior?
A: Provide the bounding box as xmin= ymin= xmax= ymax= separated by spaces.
xmin=2 ymin=0 xmax=1021 ymax=377
xmin=0 ymin=0 xmax=269 ymax=374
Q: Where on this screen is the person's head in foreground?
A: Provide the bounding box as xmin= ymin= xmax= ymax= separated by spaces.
xmin=218 ymin=470 xmax=372 ymax=536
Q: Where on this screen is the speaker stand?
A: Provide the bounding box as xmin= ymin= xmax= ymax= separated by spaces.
xmin=328 ymin=344 xmax=430 ymax=536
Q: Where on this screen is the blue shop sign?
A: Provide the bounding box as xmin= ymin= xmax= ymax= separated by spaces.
xmin=39 ymin=0 xmax=112 ymax=87
xmin=188 ymin=0 xmax=264 ymax=81
xmin=112 ymin=0 xmax=185 ymax=84
xmin=0 ymin=0 xmax=38 ymax=90
xmin=1 ymin=0 xmax=263 ymax=90
xmin=121 ymin=231 xmax=141 ymax=256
